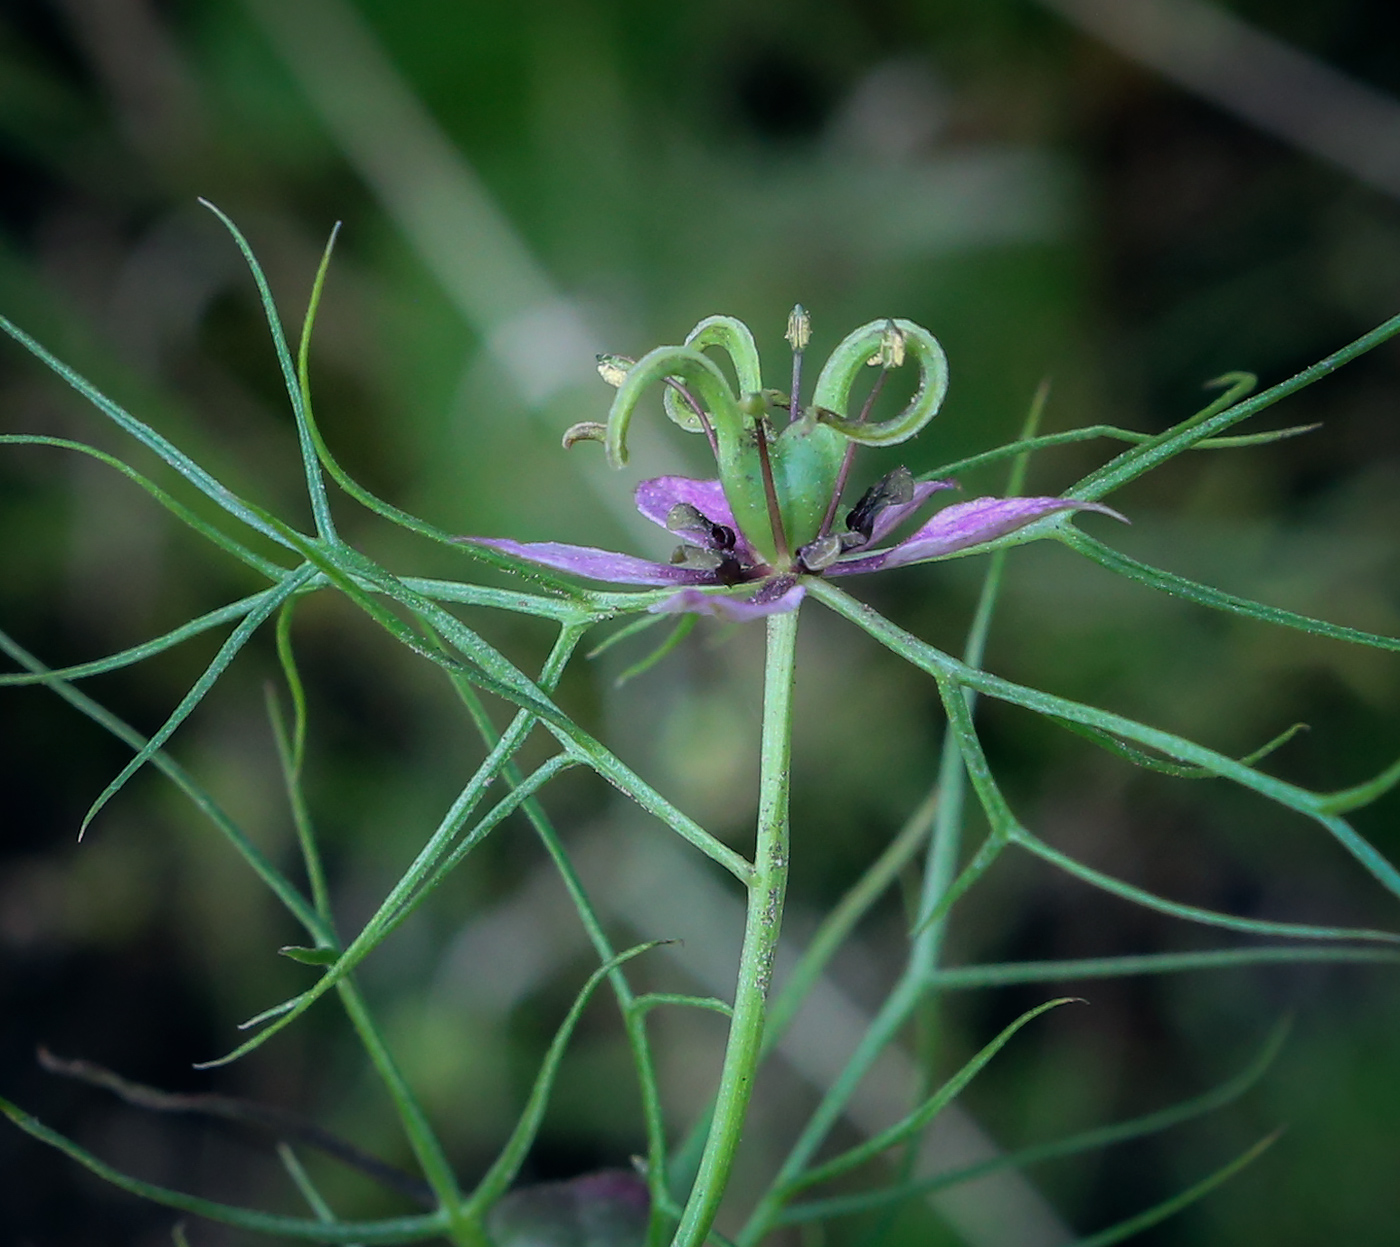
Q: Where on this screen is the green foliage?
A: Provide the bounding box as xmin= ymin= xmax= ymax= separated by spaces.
xmin=1 ymin=215 xmax=1397 ymax=1247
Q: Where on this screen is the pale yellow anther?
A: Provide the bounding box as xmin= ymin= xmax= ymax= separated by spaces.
xmin=596 ymin=353 xmax=633 ymax=389
xmin=785 ymin=304 xmax=811 ymax=353
xmin=866 ymin=319 xmax=906 ymax=369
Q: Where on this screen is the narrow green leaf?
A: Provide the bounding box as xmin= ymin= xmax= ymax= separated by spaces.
xmin=0 ymin=434 xmax=286 ymax=578
xmin=279 ymin=946 xmax=338 ymax=966
xmin=631 ymin=994 xmax=733 ymax=1020
xmin=926 ymin=946 xmax=1400 ymax=990
xmin=402 ymin=576 xmax=597 ymax=624
xmin=1069 ymin=308 xmax=1400 ymax=501
xmin=587 ymin=611 xmax=669 ymax=659
xmin=442 ymin=659 xmax=675 ymax=1232
xmin=922 ymin=420 xmax=1318 ymax=482
xmin=809 ymin=580 xmax=1400 ymax=906
xmin=1318 ymin=751 xmax=1400 ymax=814
xmin=1065 ymin=371 xmax=1256 ymax=501
xmin=776 ymin=1019 xmax=1290 ymax=1226
xmin=1053 ymin=717 xmax=1309 ymax=779
xmin=0 ymin=317 xmax=299 ymax=550
xmin=79 ymin=565 xmax=316 ymax=838
xmin=199 ymin=199 xmax=335 ymax=541
xmin=0 ymin=592 xmax=266 ymax=686
xmin=391 ymin=583 xmax=754 ymax=882
xmin=466 ymin=943 xmax=664 ymax=1213
xmin=206 ymin=723 xmax=544 ymax=1066
xmin=615 ymin=614 xmax=695 ymax=687
xmin=1062 ymin=529 xmax=1400 ymax=652
xmin=274 ymin=602 xmax=310 ymax=777
xmin=0 ymin=1095 xmax=448 ymax=1242
xmin=0 ymin=628 xmax=326 ymax=940
xmin=1015 ymin=827 xmax=1398 ymax=944
xmin=1074 ymin=1131 xmax=1281 ymax=1247
xmin=786 ymin=999 xmax=1078 ymax=1195
xmin=235 ymin=993 xmax=311 ymax=1033
xmin=908 ymin=826 xmax=1009 ymax=938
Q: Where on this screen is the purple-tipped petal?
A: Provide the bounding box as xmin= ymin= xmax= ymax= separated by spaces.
xmin=461 ymin=538 xmax=718 ymax=586
xmin=635 ymin=476 xmax=760 ymax=565
xmin=634 ymin=477 xmax=737 ymax=534
xmin=651 ymin=579 xmax=806 ymax=621
xmin=829 ymin=497 xmax=1127 ymax=575
xmin=862 ymin=477 xmax=959 ymax=547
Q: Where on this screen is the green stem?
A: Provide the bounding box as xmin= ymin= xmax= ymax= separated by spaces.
xmin=739 ymin=404 xmax=1041 ymax=1245
xmin=673 ymin=607 xmax=800 ymax=1247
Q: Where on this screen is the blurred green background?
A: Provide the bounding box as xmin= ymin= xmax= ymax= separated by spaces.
xmin=2 ymin=1 xmax=1399 ymax=1244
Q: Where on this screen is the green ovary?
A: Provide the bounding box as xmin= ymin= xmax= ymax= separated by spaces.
xmin=717 ymin=419 xmax=846 ymax=565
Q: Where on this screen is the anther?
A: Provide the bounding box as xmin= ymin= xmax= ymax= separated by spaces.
xmin=596 ymin=354 xmax=633 ymax=388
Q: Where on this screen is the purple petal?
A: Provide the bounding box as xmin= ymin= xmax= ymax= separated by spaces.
xmin=863 ymin=477 xmax=959 ymax=546
xmin=460 ymin=538 xmax=718 ymax=586
xmin=634 ymin=476 xmax=736 ymax=533
xmin=829 ymin=497 xmax=1127 ymax=575
xmin=634 ymin=476 xmax=759 ymax=565
xmin=650 ymin=579 xmax=806 ymax=621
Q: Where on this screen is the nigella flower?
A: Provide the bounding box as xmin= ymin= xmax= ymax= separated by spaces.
xmin=459 ymin=310 xmax=1123 ymax=620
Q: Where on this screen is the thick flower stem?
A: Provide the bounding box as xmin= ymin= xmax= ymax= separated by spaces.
xmin=672 ymin=607 xmax=799 ymax=1247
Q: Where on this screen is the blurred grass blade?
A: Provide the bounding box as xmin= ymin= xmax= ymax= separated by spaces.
xmin=764 ymin=789 xmax=938 ymax=1051
xmin=277 ymin=1143 xmax=339 ymax=1224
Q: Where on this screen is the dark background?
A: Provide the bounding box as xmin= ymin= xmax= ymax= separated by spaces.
xmin=2 ymin=1 xmax=1399 ymax=1244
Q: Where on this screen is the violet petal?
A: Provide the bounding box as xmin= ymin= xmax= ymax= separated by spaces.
xmin=634 ymin=476 xmax=735 ymax=532
xmin=650 ymin=581 xmax=806 ymax=621
xmin=634 ymin=476 xmax=757 ymax=563
xmin=461 ymin=538 xmax=718 ymax=586
xmin=829 ymin=497 xmax=1127 ymax=575
xmin=862 ymin=478 xmax=959 ymax=546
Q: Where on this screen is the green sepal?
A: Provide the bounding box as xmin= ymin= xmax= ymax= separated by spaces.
xmin=604 ymin=345 xmax=741 ymax=468
xmin=811 ymin=318 xmax=949 ymax=446
xmin=663 ymin=316 xmax=762 ymax=432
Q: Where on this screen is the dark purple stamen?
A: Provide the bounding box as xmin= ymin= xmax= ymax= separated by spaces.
xmin=845 ymin=466 xmax=915 ymax=544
